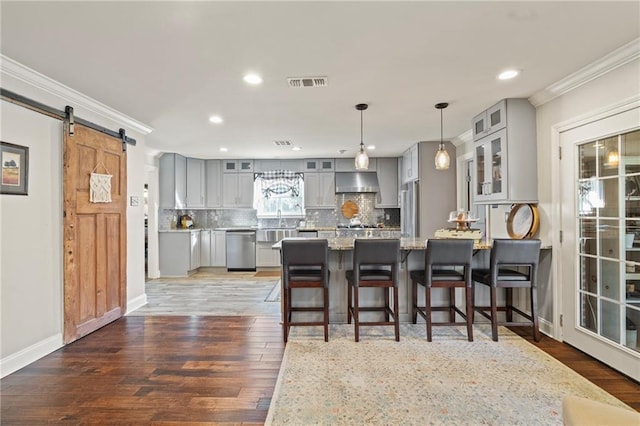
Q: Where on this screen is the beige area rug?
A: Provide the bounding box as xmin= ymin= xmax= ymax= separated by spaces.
xmin=265 ymin=280 xmax=282 ymax=302
xmin=266 ymin=324 xmax=632 ymax=425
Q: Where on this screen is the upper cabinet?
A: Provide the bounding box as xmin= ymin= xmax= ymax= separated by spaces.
xmin=304 ymin=159 xmax=334 ymax=172
xmin=472 ymin=99 xmax=507 ymax=140
xmin=402 ymin=144 xmax=419 ymax=183
xmin=335 ymin=157 xmax=377 ymax=172
xmin=254 ymin=159 xmax=304 ymax=172
xmin=159 ymin=153 xmax=187 ymax=209
xmin=222 ymin=173 xmax=254 ymax=208
xmin=375 ymin=157 xmax=399 ymax=208
xmin=305 ymin=172 xmax=335 ymax=209
xmin=472 ymin=98 xmax=537 ymax=204
xmin=223 ymin=159 xmax=254 ymax=173
xmin=186 ymin=158 xmax=205 ymax=208
xmin=205 ymin=160 xmax=222 ymax=208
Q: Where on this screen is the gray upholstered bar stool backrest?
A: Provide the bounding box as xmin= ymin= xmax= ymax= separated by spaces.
xmin=351 ymin=239 xmax=400 ymax=286
xmin=425 ymin=239 xmax=474 ymax=287
xmin=489 ymin=239 xmax=541 ymax=284
xmin=281 ymin=239 xmax=329 ymax=289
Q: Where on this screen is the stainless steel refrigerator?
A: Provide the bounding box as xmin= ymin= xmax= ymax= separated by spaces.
xmin=400 ymin=180 xmax=419 ymax=238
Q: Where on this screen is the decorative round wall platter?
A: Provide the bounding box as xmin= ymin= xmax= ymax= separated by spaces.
xmin=506 ymin=204 xmax=539 ymax=239
xmin=341 ymin=200 xmax=359 ymax=218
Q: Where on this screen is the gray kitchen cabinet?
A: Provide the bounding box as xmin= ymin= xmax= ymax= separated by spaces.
xmin=223 ymin=159 xmax=254 ymax=173
xmin=159 ymin=231 xmax=200 ymax=277
xmin=256 ymin=242 xmax=280 ymax=267
xmin=472 ymin=98 xmax=537 ymax=204
xmin=159 ymin=153 xmax=187 ymax=209
xmin=335 ymin=157 xmax=377 ymax=172
xmin=472 ymin=99 xmax=507 ymax=140
xmin=190 ymin=230 xmax=201 ymax=270
xmin=200 ymin=230 xmax=212 ymax=267
xmin=222 ymin=173 xmax=254 ymax=207
xmin=304 ymin=159 xmax=334 ymax=172
xmin=254 ymin=159 xmax=304 ymax=172
xmin=375 ymin=157 xmax=399 ymax=208
xmin=186 ymin=157 xmax=205 ymax=208
xmin=305 ymin=172 xmax=335 ymax=208
xmin=200 ymin=229 xmax=226 ymax=267
xmin=205 ymin=160 xmax=222 ymax=208
xmin=402 ymin=144 xmax=419 ymax=183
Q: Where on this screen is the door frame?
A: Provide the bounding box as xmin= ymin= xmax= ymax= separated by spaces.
xmin=552 ymin=96 xmax=640 ymax=380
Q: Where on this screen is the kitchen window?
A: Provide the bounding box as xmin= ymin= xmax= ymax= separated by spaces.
xmin=253 ymin=170 xmax=305 ymax=218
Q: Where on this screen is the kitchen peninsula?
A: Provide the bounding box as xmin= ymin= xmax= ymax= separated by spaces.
xmin=273 ymin=237 xmax=494 ymax=324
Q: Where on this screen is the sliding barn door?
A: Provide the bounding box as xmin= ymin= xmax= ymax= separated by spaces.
xmin=63 ymin=122 xmax=127 ymax=343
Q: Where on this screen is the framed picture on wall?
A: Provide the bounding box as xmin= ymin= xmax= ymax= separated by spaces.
xmin=1 ymin=141 xmax=29 ymax=195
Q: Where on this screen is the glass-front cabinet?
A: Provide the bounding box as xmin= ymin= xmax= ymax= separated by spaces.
xmin=576 ymin=129 xmax=640 ymax=352
xmin=474 ymin=129 xmax=507 ymax=202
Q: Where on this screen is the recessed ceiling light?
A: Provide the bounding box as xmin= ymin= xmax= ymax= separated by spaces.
xmin=209 ymin=115 xmax=223 ymax=124
xmin=219 ymin=147 xmax=228 ymax=152
xmin=367 ymin=145 xmax=376 ymax=150
xmin=243 ymin=73 xmax=263 ymax=85
xmin=498 ymin=69 xmax=520 ymax=80
xmin=292 ymin=146 xmax=301 ymax=151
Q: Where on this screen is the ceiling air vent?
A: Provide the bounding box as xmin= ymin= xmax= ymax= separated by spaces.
xmin=287 ymin=76 xmax=328 ymax=88
xmin=273 ymin=140 xmax=292 ymax=146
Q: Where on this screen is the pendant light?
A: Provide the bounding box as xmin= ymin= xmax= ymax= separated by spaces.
xmin=354 ymin=103 xmax=369 ymax=170
xmin=434 ymin=102 xmax=450 ymax=170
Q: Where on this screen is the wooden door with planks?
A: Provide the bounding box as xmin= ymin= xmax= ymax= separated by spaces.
xmin=63 ymin=122 xmax=127 ymax=344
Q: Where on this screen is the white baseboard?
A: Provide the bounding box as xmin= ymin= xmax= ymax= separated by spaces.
xmin=539 ymin=317 xmax=555 ymax=338
xmin=0 ymin=334 xmax=63 ymax=378
xmin=126 ymin=293 xmax=148 ymax=315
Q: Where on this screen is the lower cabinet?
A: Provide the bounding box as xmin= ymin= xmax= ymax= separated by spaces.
xmin=159 ymin=231 xmax=201 ymax=277
xmin=256 ymin=242 xmax=280 ymax=267
xmin=200 ymin=230 xmax=227 ymax=267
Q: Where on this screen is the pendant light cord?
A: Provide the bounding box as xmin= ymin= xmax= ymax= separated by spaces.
xmin=439 ymin=107 xmax=443 ymax=149
xmin=360 ymin=109 xmax=364 ymax=149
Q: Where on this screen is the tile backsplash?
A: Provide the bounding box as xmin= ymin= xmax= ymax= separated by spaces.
xmin=159 ymin=193 xmax=399 ymax=230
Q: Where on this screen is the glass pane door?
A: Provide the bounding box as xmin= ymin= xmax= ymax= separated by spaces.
xmin=577 ymin=129 xmax=640 ymax=352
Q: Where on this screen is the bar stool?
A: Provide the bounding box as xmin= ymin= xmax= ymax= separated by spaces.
xmin=410 ymin=239 xmax=474 ymax=341
xmin=281 ymin=239 xmax=330 ymax=343
xmin=346 ymin=239 xmax=401 ymax=342
xmin=472 ymin=239 xmax=541 ymax=342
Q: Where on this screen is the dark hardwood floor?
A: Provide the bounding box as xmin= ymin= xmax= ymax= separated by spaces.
xmin=1 ymin=318 xmax=638 ymax=424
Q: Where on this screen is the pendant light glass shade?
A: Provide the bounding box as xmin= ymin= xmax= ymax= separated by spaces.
xmin=354 ymin=104 xmax=369 ymax=170
xmin=434 ymin=102 xmax=450 ymax=170
xmin=435 ymin=144 xmax=450 ymax=170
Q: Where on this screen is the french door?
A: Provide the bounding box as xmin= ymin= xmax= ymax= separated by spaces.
xmin=560 ymin=105 xmax=640 ymax=381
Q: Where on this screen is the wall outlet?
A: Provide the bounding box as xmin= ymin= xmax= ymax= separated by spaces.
xmin=130 ymin=196 xmax=140 ymax=206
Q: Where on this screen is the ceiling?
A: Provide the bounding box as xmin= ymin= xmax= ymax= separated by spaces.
xmin=1 ymin=1 xmax=639 ymax=160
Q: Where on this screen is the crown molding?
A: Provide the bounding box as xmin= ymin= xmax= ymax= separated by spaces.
xmin=452 ymin=129 xmax=472 ymax=147
xmin=529 ymin=38 xmax=640 ymax=107
xmin=1 ymin=55 xmax=153 ymax=135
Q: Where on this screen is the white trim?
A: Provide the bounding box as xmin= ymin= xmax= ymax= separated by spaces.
xmin=126 ymin=293 xmax=148 ymax=315
xmin=452 ymin=129 xmax=472 ymax=147
xmin=0 ymin=334 xmax=63 ymax=378
xmin=456 ymin=151 xmax=473 ymax=210
xmin=551 ymin=94 xmax=640 ymax=343
xmin=1 ymin=55 xmax=154 ymax=135
xmin=539 ymin=317 xmax=554 ymax=338
xmin=530 ymin=38 xmax=640 ymax=107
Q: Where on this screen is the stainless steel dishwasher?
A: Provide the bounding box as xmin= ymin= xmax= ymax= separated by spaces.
xmin=226 ymin=230 xmax=256 ymax=271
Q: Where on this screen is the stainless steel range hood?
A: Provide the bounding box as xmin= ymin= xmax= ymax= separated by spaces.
xmin=334 ymin=172 xmax=380 ymax=193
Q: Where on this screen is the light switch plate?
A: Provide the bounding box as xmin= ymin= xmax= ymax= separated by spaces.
xmin=130 ymin=196 xmax=140 ymax=206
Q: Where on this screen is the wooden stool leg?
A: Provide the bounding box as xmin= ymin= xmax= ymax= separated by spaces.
xmin=283 ymin=288 xmax=290 ymax=343
xmin=506 ymin=287 xmax=513 ymax=322
xmin=347 ymin=282 xmax=352 ymax=324
xmin=465 ymin=286 xmax=474 ymax=342
xmin=384 ymin=287 xmax=390 ymax=322
xmin=449 ymin=287 xmax=456 ymax=323
xmin=393 ymin=286 xmax=400 ymax=342
xmin=490 ymin=286 xmax=499 ymax=342
xmin=411 ymin=279 xmax=418 ymax=324
xmin=354 ymin=286 xmax=360 ymax=342
xmin=531 ymin=285 xmax=540 ymax=342
xmin=323 ymin=287 xmax=329 ymax=342
xmin=425 ymin=285 xmax=433 ymax=342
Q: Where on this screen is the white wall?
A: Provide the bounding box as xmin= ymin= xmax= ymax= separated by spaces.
xmin=0 ymin=102 xmax=64 ymax=370
xmin=0 ymin=59 xmax=150 ymax=376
